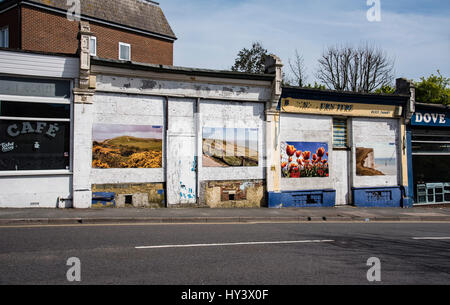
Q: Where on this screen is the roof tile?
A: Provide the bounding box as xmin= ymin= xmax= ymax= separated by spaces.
xmin=28 ymin=0 xmax=176 ymax=39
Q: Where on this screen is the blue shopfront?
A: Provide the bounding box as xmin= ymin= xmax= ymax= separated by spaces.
xmin=407 ymin=103 xmax=450 ymax=205
xmin=268 ymin=87 xmax=409 ymax=208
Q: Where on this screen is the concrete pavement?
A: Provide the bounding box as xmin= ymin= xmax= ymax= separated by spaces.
xmin=1 ymin=206 xmax=450 ymax=226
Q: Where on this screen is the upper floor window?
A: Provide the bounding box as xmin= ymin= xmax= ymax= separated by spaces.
xmin=0 ymin=27 xmax=9 ymax=48
xmin=119 ymin=42 xmax=131 ymax=61
xmin=89 ymin=36 xmax=97 ymax=56
xmin=0 ymin=76 xmax=71 ymax=98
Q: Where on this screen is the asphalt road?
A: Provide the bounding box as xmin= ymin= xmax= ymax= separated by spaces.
xmin=0 ymin=222 xmax=449 ymax=285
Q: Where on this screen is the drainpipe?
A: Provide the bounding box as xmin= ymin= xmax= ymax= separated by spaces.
xmin=195 ymin=97 xmax=200 ymax=204
xmin=164 ymin=95 xmax=169 ymax=208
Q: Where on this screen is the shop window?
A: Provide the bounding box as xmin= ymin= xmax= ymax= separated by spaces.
xmin=0 ymin=76 xmax=71 ymax=98
xmin=0 ymin=120 xmax=70 ymax=171
xmin=333 ymin=118 xmax=347 ymax=148
xmin=0 ymin=78 xmax=71 ymax=172
xmin=412 ymin=129 xmax=450 ymax=204
xmin=0 ymin=101 xmax=70 ymax=119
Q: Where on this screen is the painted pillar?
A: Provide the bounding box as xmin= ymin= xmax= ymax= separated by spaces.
xmin=266 ymin=110 xmax=281 ymax=193
xmin=400 ymin=118 xmax=413 ymax=207
xmin=396 ymin=78 xmax=416 ymax=208
xmin=165 ymin=98 xmax=197 ymax=205
xmin=264 ymin=55 xmax=283 ymax=205
xmin=72 ymin=21 xmax=95 ymax=208
xmin=405 ymin=125 xmax=414 ymax=207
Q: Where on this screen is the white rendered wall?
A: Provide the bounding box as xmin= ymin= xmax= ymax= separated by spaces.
xmin=166 ymin=98 xmax=197 ymax=205
xmin=95 ymin=75 xmax=271 ymax=102
xmin=0 ymin=175 xmax=71 ymax=208
xmin=279 ymin=113 xmax=334 ymax=191
xmin=351 ymin=118 xmax=400 ymax=188
xmin=198 ymin=100 xmax=266 ymax=182
xmin=90 ymin=92 xmax=165 ymax=185
xmin=92 ymin=73 xmax=271 ymax=206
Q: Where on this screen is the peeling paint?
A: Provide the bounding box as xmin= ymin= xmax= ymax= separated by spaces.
xmin=141 ymin=80 xmax=157 ymax=89
xmin=223 ymin=87 xmax=234 ymax=96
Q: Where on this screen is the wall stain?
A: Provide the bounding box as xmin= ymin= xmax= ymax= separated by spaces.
xmin=141 ymin=80 xmax=157 ymax=89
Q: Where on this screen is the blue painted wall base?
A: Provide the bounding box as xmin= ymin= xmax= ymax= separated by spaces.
xmin=352 ymin=187 xmax=402 ymax=207
xmin=268 ymin=189 xmax=336 ymax=208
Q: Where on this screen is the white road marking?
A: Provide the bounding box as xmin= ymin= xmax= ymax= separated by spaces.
xmin=135 ymin=239 xmax=335 ymax=249
xmin=412 ymin=237 xmax=450 ymax=240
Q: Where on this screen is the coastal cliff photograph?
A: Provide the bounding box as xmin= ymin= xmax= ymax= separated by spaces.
xmin=356 ymin=143 xmax=397 ymax=176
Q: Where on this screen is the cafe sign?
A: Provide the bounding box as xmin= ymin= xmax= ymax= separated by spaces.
xmin=281 ymin=98 xmax=402 ymax=118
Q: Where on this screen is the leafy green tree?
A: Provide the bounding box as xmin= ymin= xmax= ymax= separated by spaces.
xmin=374 ymin=85 xmax=396 ymax=94
xmin=231 ymin=42 xmax=268 ymax=74
xmin=304 ymin=82 xmax=327 ymax=90
xmin=415 ymin=71 xmax=449 ymax=105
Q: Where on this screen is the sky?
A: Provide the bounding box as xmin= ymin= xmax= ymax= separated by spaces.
xmin=159 ymin=0 xmax=450 ymax=84
xmin=92 ymin=124 xmax=163 ymax=141
xmin=203 ymin=127 xmax=258 ymax=144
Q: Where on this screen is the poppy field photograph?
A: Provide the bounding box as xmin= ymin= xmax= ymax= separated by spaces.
xmin=281 ymin=141 xmax=329 ymax=178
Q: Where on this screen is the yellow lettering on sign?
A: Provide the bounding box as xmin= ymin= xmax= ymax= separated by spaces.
xmin=281 ymin=98 xmax=401 ymax=118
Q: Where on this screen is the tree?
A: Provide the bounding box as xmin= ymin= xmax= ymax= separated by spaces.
xmin=415 ymin=71 xmax=449 ymax=105
xmin=231 ymin=41 xmax=268 ymax=74
xmin=288 ymin=49 xmax=308 ymax=87
xmin=316 ymin=43 xmax=395 ymax=93
xmin=374 ymin=84 xmax=395 ymax=94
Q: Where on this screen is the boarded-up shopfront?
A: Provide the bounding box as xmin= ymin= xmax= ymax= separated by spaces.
xmin=267 ymin=87 xmax=410 ymax=207
xmin=71 ymin=57 xmax=278 ymax=208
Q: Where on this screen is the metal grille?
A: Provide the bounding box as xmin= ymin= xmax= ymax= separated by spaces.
xmin=333 ymin=118 xmax=347 ymax=148
xmin=292 ymin=193 xmax=323 ymax=205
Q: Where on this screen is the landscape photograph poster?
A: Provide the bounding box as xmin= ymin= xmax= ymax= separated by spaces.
xmin=202 ymin=127 xmax=258 ymax=167
xmin=356 ymin=142 xmax=397 ymax=176
xmin=281 ymin=141 xmax=329 ymax=178
xmin=92 ymin=124 xmax=163 ymax=169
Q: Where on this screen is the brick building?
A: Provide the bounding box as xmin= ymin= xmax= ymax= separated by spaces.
xmin=0 ymin=0 xmax=176 ymax=65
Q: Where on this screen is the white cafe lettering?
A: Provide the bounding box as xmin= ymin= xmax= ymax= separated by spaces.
xmin=7 ymin=122 xmax=60 ymax=138
xmin=415 ymin=112 xmax=446 ymax=124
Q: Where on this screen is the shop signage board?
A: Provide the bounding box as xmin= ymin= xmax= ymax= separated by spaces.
xmin=411 ymin=110 xmax=449 ymax=127
xmin=280 ymin=98 xmax=402 ymax=118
